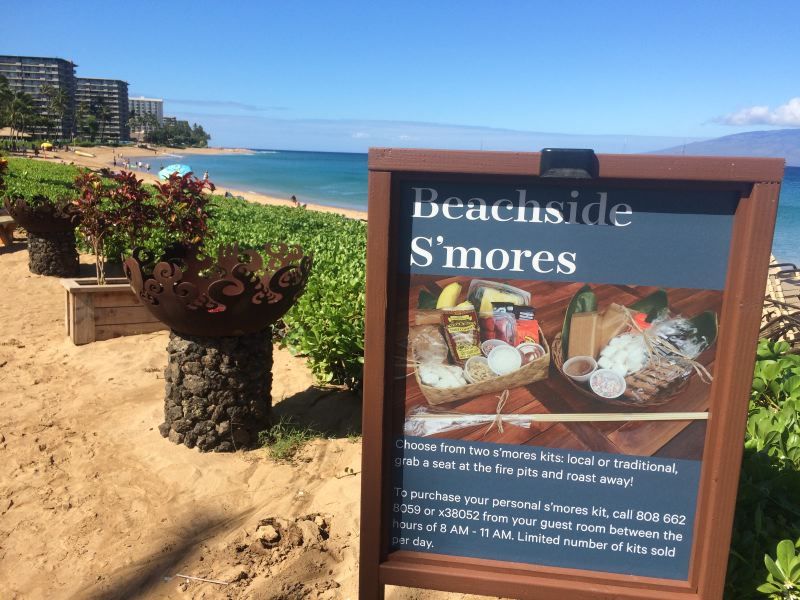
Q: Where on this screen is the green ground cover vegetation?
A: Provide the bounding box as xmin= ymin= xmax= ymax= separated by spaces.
xmin=4 ymin=156 xmax=80 ymax=205
xmin=4 ymin=156 xmax=800 ymax=598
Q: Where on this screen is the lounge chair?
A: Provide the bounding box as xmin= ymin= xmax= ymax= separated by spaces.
xmin=761 ymin=256 xmax=800 ymax=350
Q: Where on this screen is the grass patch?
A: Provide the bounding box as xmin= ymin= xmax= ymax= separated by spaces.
xmin=258 ymin=417 xmax=320 ymax=461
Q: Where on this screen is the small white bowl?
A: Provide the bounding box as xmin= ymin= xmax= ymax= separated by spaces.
xmin=562 ymin=355 xmax=597 ymax=382
xmin=464 ymin=356 xmax=493 ymax=383
xmin=487 ymin=344 xmax=522 ymax=375
xmin=516 ymin=342 xmax=545 ymax=365
xmin=590 ymin=368 xmax=627 ymax=398
xmin=481 ymin=338 xmax=510 ymax=356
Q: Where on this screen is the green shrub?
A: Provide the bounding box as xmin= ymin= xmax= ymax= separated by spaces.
xmin=208 ymin=197 xmax=366 ymax=390
xmin=728 ymin=341 xmax=800 ymax=598
xmin=4 ymin=157 xmax=79 ymax=206
xmin=758 ymin=539 xmax=800 ymax=598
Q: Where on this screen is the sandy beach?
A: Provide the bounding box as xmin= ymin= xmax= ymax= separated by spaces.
xmin=39 ymin=145 xmax=368 ymax=221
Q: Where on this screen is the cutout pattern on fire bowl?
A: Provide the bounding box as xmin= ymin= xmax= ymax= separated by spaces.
xmin=124 ymin=242 xmax=313 ymax=337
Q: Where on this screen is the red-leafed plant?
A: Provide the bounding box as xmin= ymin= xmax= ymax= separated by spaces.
xmin=74 ymin=169 xmax=157 ymax=284
xmin=73 ymin=170 xmax=215 ymax=284
xmin=153 ymin=173 xmax=215 ymax=245
xmin=73 ymin=170 xmax=115 ymax=284
xmin=109 ymin=171 xmax=155 ymax=251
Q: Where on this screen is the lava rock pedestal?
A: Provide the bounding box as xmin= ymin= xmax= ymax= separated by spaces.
xmin=125 ymin=241 xmax=312 ymax=453
xmin=27 ymin=230 xmax=80 ymax=276
xmin=160 ymin=329 xmax=273 ymax=452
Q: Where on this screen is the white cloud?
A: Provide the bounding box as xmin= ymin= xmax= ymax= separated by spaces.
xmin=720 ymin=97 xmax=800 ymax=126
xmin=174 ymin=113 xmax=703 ymax=153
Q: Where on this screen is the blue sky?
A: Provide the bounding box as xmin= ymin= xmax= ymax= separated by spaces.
xmin=4 ymin=0 xmax=800 ymax=151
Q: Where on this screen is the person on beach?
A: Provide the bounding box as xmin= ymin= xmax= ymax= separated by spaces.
xmin=203 ymin=171 xmax=209 ymax=182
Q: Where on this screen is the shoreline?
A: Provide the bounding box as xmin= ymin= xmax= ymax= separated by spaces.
xmin=33 ymin=144 xmax=369 ymax=221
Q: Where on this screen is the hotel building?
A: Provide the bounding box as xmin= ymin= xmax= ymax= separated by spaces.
xmin=128 ymin=96 xmax=164 ymax=139
xmin=0 ymin=55 xmax=77 ymax=139
xmin=75 ymin=77 xmax=130 ymax=142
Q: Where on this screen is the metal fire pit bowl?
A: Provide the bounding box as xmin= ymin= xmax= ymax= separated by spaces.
xmin=4 ymin=196 xmax=80 ymax=233
xmin=124 ymin=242 xmax=313 ymax=337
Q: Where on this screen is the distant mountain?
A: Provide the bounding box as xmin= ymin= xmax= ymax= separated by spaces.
xmin=656 ymin=129 xmax=800 ymax=166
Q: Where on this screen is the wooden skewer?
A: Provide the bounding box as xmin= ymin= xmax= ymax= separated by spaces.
xmin=409 ymin=411 xmax=708 ymax=423
xmin=523 ymin=411 xmax=708 ymax=422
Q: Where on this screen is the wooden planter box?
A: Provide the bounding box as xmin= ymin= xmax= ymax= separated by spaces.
xmin=61 ymin=277 xmax=167 ymax=345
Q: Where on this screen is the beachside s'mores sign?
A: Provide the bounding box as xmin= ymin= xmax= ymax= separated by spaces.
xmin=360 ymin=148 xmax=783 ymax=600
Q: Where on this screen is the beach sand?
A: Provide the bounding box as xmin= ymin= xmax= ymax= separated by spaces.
xmin=0 ymin=240 xmax=492 ymax=598
xmin=38 ymin=145 xmax=368 ymax=221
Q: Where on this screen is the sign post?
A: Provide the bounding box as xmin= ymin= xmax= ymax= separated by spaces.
xmin=360 ymin=148 xmax=783 ymax=599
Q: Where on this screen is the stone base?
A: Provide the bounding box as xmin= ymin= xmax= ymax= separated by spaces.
xmin=27 ymin=230 xmax=79 ymax=277
xmin=161 ymin=329 xmax=273 ymax=452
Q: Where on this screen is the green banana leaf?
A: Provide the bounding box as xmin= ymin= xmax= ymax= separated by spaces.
xmin=418 ymin=289 xmax=438 ymax=310
xmin=689 ymin=310 xmax=718 ymax=350
xmin=628 ymin=290 xmax=668 ymax=322
xmin=560 ymin=283 xmax=718 ymax=361
xmin=560 ymin=285 xmax=597 ymax=360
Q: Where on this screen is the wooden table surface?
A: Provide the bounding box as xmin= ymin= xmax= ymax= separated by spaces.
xmin=395 ymin=275 xmax=723 ymax=460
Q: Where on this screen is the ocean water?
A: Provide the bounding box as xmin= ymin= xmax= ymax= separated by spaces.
xmin=146 ymin=149 xmax=369 ymax=212
xmin=773 ymin=166 xmax=800 ymax=266
xmin=139 ymin=150 xmax=799 ymax=265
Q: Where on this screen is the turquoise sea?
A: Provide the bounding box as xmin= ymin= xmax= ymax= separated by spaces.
xmin=142 ymin=150 xmax=800 ymax=266
xmin=149 ymin=149 xmax=369 ymax=212
xmin=773 ymin=166 xmax=800 ymax=266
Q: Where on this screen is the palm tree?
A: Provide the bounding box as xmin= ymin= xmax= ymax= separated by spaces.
xmin=74 ymin=102 xmax=87 ymax=141
xmin=40 ymin=83 xmax=56 ymax=139
xmin=42 ymin=84 xmax=69 ymax=141
xmin=90 ymin=98 xmax=110 ymax=144
xmin=128 ymin=109 xmax=143 ymax=140
xmin=0 ymin=75 xmax=12 ymax=129
xmin=7 ymin=91 xmax=35 ymax=142
xmin=52 ymin=89 xmax=69 ymax=141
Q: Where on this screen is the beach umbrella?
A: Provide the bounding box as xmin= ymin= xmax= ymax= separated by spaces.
xmin=40 ymin=142 xmax=53 ymax=149
xmin=158 ymin=164 xmax=193 ymax=180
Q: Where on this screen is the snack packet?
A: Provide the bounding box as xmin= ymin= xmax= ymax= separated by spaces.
xmin=515 ymin=306 xmax=539 ymax=344
xmin=441 ymin=308 xmax=482 ymax=365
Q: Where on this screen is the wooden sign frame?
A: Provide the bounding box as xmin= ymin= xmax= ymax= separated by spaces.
xmin=360 ymin=148 xmax=784 ymax=600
